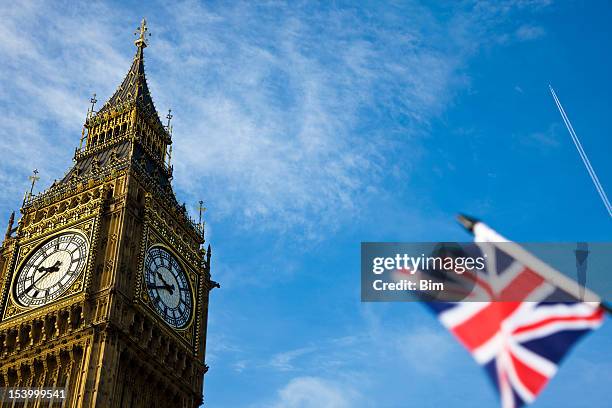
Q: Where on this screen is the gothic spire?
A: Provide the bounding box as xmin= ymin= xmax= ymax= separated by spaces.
xmin=95 ymin=18 xmax=159 ymax=123
xmin=71 ymin=18 xmax=172 ymax=187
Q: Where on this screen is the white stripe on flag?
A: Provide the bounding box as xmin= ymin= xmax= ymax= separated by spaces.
xmin=473 ymin=222 xmax=601 ymax=302
xmin=438 ymin=302 xmax=489 ymax=328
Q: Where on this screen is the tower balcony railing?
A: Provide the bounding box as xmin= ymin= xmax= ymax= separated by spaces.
xmin=23 ymin=158 xmax=204 ymax=244
xmin=22 ymin=158 xmax=130 ymax=210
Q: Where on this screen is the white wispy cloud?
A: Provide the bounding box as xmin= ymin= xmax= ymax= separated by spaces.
xmin=394 ymin=327 xmax=454 ymax=375
xmin=266 ymin=376 xmax=359 ymax=408
xmin=239 ymin=305 xmax=458 ymax=407
xmin=0 ymin=0 xmax=552 ymax=237
xmin=528 ymin=122 xmax=562 ymax=147
xmin=515 ymin=24 xmax=546 ymax=40
xmin=153 ymin=1 xmax=459 ymax=235
xmin=269 ymin=346 xmax=318 ymax=371
xmin=515 ymin=122 xmax=562 ymax=151
xmin=0 ymin=1 xmax=132 ymax=212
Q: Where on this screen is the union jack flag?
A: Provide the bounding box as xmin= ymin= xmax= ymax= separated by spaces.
xmin=416 ymin=221 xmax=606 ymax=408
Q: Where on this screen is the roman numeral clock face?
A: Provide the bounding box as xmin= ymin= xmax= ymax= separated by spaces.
xmin=144 ymin=247 xmax=193 ymax=329
xmin=13 ymin=232 xmax=89 ymax=307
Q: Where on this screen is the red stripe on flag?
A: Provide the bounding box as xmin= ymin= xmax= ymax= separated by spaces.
xmin=451 ymin=269 xmax=547 ymax=351
xmin=498 ymin=268 xmax=544 ymax=301
xmin=512 ymin=307 xmax=605 ymax=335
xmin=461 ymin=270 xmax=495 ymax=299
xmin=452 ymin=302 xmax=522 ymax=351
xmin=510 ymin=351 xmax=549 ymax=396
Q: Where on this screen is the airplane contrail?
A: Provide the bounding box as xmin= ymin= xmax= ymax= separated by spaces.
xmin=550 ymin=85 xmax=612 ymax=218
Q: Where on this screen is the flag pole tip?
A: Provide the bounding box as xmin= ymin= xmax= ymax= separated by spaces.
xmin=456 ymin=214 xmax=479 ymax=232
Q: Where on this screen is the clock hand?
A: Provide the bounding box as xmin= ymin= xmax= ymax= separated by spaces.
xmin=155 ymin=272 xmax=175 ymax=295
xmin=37 ymin=260 xmax=61 ymax=273
xmin=148 ymin=283 xmax=175 ymax=293
xmin=156 ymin=271 xmax=174 ymax=287
xmin=25 ymin=261 xmax=63 ymax=293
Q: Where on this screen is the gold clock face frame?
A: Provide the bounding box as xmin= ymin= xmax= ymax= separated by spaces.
xmin=143 ymin=246 xmax=194 ymax=329
xmin=13 ymin=232 xmax=89 ymax=308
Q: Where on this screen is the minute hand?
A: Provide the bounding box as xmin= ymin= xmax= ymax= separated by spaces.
xmin=156 ymin=272 xmax=175 ymax=294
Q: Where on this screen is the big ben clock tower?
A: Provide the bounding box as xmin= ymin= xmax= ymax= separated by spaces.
xmin=0 ymin=19 xmax=218 ymax=407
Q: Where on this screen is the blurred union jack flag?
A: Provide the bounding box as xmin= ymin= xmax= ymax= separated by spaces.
xmin=424 ymin=219 xmax=606 ymax=408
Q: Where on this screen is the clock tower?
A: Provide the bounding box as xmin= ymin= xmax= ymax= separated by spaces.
xmin=0 ymin=19 xmax=218 ymax=407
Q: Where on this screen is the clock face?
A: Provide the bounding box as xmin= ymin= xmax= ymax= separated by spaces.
xmin=144 ymin=247 xmax=193 ymax=329
xmin=14 ymin=232 xmax=89 ymax=307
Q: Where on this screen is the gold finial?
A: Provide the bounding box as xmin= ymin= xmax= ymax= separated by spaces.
xmin=90 ymin=93 xmax=97 ymax=112
xmin=22 ymin=169 xmax=40 ymax=206
xmin=5 ymin=211 xmax=15 ymax=240
xmin=166 ymin=109 xmax=173 ymax=129
xmin=134 ymin=18 xmax=150 ymax=48
xmin=87 ymin=93 xmax=97 ymax=119
xmin=28 ymin=169 xmax=40 ymax=195
xmin=198 ymin=200 xmax=206 ymax=232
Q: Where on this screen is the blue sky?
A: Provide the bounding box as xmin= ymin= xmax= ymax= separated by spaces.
xmin=1 ymin=1 xmax=611 ymax=407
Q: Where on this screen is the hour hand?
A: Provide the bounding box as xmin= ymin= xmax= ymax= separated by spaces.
xmin=47 ymin=260 xmax=62 ymax=272
xmin=37 ymin=260 xmax=62 ymax=273
xmin=148 ymin=283 xmax=175 ymax=294
xmin=156 ymin=271 xmax=172 ymax=286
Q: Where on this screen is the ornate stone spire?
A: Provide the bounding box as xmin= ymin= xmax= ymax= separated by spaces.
xmin=68 ymin=19 xmax=172 ymax=188
xmin=95 ymin=18 xmax=158 ymax=122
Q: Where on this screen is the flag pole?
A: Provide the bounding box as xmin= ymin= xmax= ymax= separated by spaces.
xmin=456 ymin=214 xmax=612 ymax=315
xmin=601 ymin=302 xmax=612 ymax=314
